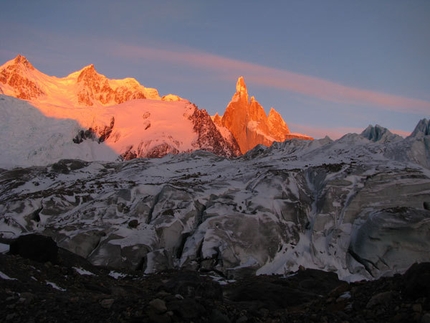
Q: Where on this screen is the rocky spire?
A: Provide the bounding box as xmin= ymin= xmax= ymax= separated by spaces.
xmin=232 ymin=76 xmax=249 ymax=103
xmin=220 ymin=77 xmax=310 ymax=154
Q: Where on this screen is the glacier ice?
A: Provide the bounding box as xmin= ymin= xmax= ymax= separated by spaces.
xmin=0 ymin=120 xmax=430 ymax=281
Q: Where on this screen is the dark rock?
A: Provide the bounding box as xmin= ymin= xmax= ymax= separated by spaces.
xmin=149 ymin=298 xmax=167 ymax=314
xmin=168 ymin=298 xmax=205 ymax=320
xmin=163 ymin=271 xmax=223 ymax=300
xmin=421 ymin=313 xmax=430 ymax=323
xmin=210 ymin=309 xmax=231 ymax=323
xmin=366 ymin=291 xmax=394 ymax=308
xmin=128 ymin=219 xmax=139 ymax=228
xmin=226 ymin=269 xmax=344 ymax=310
xmin=227 ymin=280 xmax=314 ymax=309
xmin=99 ymin=298 xmax=114 ymax=309
xmin=403 ymin=262 xmax=430 ymax=299
xmin=9 ymin=234 xmax=58 ymax=263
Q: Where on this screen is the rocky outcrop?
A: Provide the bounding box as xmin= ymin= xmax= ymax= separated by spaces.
xmin=189 ymin=105 xmax=241 ymax=158
xmin=73 ymin=116 xmax=115 ymax=144
xmin=0 ymin=55 xmax=45 ymax=100
xmin=8 ymin=234 xmax=58 ymax=263
xmin=161 ymin=94 xmax=182 ymax=101
xmin=76 ymin=65 xmax=148 ymax=106
xmin=219 ymin=77 xmax=312 ymax=153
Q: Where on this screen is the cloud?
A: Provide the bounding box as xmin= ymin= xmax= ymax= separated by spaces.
xmin=114 ymin=44 xmax=430 ymax=115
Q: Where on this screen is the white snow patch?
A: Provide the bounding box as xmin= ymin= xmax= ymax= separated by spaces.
xmin=73 ymin=267 xmax=96 ymax=276
xmin=109 ymin=271 xmax=127 ymax=279
xmin=46 ymin=281 xmax=67 ymax=291
xmin=0 ymin=243 xmax=9 ymax=253
xmin=0 ymin=271 xmax=17 ymax=280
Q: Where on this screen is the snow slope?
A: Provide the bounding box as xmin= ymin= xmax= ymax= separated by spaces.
xmin=0 ymin=94 xmax=240 ymax=167
xmin=0 ymin=96 xmax=118 ymax=167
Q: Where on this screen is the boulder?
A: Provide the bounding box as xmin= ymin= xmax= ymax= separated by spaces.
xmin=9 ymin=234 xmax=58 ymax=263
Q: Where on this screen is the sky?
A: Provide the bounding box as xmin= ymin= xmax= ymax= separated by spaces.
xmin=1 ymin=0 xmax=429 ymax=139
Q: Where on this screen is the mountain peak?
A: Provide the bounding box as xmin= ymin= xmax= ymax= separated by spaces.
xmin=236 ymin=76 xmax=247 ymax=93
xmin=361 ymin=124 xmax=402 ymax=143
xmin=0 ymin=55 xmax=43 ymax=99
xmin=233 ymin=76 xmax=248 ymax=102
xmin=221 ymin=77 xmax=311 ymax=153
xmin=13 ymin=54 xmax=35 ymax=70
xmin=410 ymin=118 xmax=430 ymax=137
xmin=77 ymin=64 xmax=100 ymax=82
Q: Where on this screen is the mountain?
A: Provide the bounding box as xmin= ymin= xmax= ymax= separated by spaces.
xmin=0 ymin=119 xmax=429 ymax=282
xmin=0 ymin=55 xmax=313 ymax=164
xmin=0 ymin=55 xmax=160 ymax=104
xmin=410 ymin=118 xmax=430 ymax=137
xmin=0 ymin=55 xmax=242 ymax=165
xmin=360 ymin=124 xmax=403 ymax=143
xmin=215 ymin=77 xmax=313 ymax=154
xmin=0 ymin=94 xmax=241 ymax=167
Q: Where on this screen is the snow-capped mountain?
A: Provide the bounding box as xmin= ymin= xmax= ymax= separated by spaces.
xmin=0 ymin=119 xmax=429 ymax=282
xmin=0 ymin=55 xmax=160 ymax=104
xmin=0 ymin=55 xmax=311 ymax=166
xmin=0 ymin=95 xmax=241 ymax=167
xmin=360 ymin=124 xmax=403 ymax=143
xmin=214 ymin=77 xmax=313 ymax=154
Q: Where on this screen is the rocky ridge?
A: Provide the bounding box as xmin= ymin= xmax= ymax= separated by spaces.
xmin=75 ymin=64 xmax=147 ymax=106
xmin=0 ymin=55 xmax=161 ymax=106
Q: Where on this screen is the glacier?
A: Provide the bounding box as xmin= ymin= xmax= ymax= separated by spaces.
xmin=0 ymin=119 xmax=429 ymax=282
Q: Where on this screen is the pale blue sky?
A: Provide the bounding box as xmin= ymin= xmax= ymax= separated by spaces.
xmin=1 ymin=0 xmax=429 ymax=138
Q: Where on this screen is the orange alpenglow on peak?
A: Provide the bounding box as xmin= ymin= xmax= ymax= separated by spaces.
xmin=13 ymin=54 xmax=35 ymax=70
xmin=219 ymin=76 xmax=312 ymax=154
xmin=0 ymin=55 xmax=44 ymax=100
xmin=234 ymin=76 xmax=249 ymax=102
xmin=0 ymin=55 xmax=162 ymax=105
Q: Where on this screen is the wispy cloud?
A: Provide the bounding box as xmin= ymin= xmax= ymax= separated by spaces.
xmin=114 ymin=44 xmax=430 ymax=115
